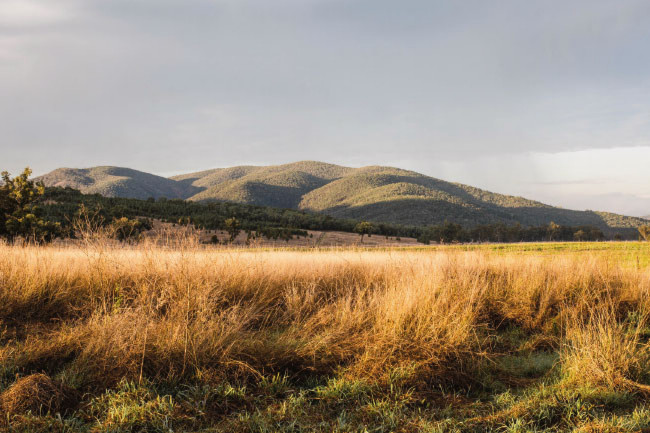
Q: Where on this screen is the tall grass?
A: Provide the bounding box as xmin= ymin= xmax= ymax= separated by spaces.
xmin=563 ymin=304 xmax=650 ymax=394
xmin=1 ymin=243 xmax=649 ymax=396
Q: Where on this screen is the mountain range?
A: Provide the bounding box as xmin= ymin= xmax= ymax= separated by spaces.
xmin=37 ymin=161 xmax=646 ymax=231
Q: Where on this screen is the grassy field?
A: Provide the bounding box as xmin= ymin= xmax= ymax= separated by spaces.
xmin=416 ymin=242 xmax=650 ymax=268
xmin=1 ymin=241 xmax=650 ymax=432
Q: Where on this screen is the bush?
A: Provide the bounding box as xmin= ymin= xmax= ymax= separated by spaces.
xmin=0 ymin=168 xmax=62 ymax=243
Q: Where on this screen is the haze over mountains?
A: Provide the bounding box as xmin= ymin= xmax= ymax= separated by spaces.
xmin=38 ymin=161 xmax=646 ymax=231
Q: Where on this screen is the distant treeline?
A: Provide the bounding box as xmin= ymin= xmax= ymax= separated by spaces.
xmin=42 ymin=187 xmax=418 ymax=238
xmin=41 ymin=187 xmax=627 ymax=244
xmin=416 ymin=221 xmax=606 ymax=244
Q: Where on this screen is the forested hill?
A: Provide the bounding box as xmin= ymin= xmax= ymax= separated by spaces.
xmin=37 ymin=161 xmax=647 ymax=232
xmin=37 ymin=167 xmax=201 ymax=199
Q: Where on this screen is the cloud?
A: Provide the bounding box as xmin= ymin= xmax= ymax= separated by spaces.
xmin=540 ymin=192 xmax=650 ymax=217
xmin=0 ymin=0 xmax=649 ymax=215
xmin=0 ymin=0 xmax=77 ymax=27
xmin=411 ymin=147 xmax=650 ymax=216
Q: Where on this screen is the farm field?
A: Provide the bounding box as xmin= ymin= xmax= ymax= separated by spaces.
xmin=1 ymin=241 xmax=650 ymax=432
xmin=418 ymin=242 xmax=650 ymax=268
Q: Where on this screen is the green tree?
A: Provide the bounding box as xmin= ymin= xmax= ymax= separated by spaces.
xmin=354 ymin=221 xmax=373 ymax=242
xmin=224 ymin=217 xmax=241 ymax=243
xmin=0 ymin=182 xmax=9 ymax=239
xmin=547 ymin=222 xmax=560 ymax=241
xmin=280 ymin=229 xmax=293 ymax=244
xmin=111 ymin=217 xmax=151 ymax=242
xmin=0 ymin=168 xmax=61 ymax=243
xmin=639 ymin=225 xmax=650 ymax=241
xmin=573 ymin=229 xmax=586 ymax=241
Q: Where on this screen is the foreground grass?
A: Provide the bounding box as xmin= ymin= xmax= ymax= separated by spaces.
xmin=1 ymin=242 xmax=649 ymax=431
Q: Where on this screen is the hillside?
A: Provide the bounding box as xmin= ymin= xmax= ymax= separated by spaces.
xmin=172 ymin=161 xmax=355 ymax=208
xmin=37 ymin=161 xmax=647 ymax=232
xmin=37 ymin=167 xmax=201 ymax=200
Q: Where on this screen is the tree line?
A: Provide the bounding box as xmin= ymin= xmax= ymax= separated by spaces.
xmin=1 ymin=168 xmax=648 ymax=244
xmin=415 ymin=221 xmax=607 ymax=244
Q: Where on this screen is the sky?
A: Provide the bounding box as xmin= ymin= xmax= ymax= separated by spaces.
xmin=1 ymin=0 xmax=650 ymax=216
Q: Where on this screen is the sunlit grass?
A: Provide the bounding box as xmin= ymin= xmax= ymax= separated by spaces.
xmin=1 ymin=241 xmax=649 ymax=431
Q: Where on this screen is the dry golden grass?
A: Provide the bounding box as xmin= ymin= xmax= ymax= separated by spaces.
xmin=0 ymin=373 xmax=77 ymax=417
xmin=1 ymin=242 xmax=649 ymax=398
xmin=563 ymin=304 xmax=650 ymax=394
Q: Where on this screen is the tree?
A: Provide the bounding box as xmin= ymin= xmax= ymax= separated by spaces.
xmin=224 ymin=217 xmax=241 ymax=243
xmin=111 ymin=217 xmax=151 ymax=242
xmin=573 ymin=229 xmax=586 ymax=241
xmin=0 ymin=182 xmax=9 ymax=239
xmin=354 ymin=221 xmax=373 ymax=243
xmin=639 ymin=225 xmax=650 ymax=241
xmin=0 ymin=168 xmax=61 ymax=243
xmin=547 ymin=222 xmax=560 ymax=241
xmin=440 ymin=222 xmax=464 ymax=243
xmin=280 ymin=229 xmax=293 ymax=244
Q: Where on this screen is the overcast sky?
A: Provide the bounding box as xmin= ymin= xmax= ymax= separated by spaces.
xmin=1 ymin=0 xmax=650 ymax=216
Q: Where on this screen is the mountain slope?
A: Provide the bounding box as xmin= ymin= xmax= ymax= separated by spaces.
xmin=37 ymin=167 xmax=201 ymax=200
xmin=37 ymin=162 xmax=647 ymax=231
xmin=297 ymin=166 xmax=643 ymax=229
xmin=177 ymin=161 xmax=355 ymax=208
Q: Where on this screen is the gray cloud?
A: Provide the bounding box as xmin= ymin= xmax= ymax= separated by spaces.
xmin=1 ymin=0 xmax=650 ymax=214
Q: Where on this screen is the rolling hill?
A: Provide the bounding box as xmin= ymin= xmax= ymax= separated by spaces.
xmin=37 ymin=161 xmax=647 ymax=232
xmin=37 ymin=167 xmax=201 ymax=200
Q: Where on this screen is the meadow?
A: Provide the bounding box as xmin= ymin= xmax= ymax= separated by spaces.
xmin=1 ymin=241 xmax=650 ymax=432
